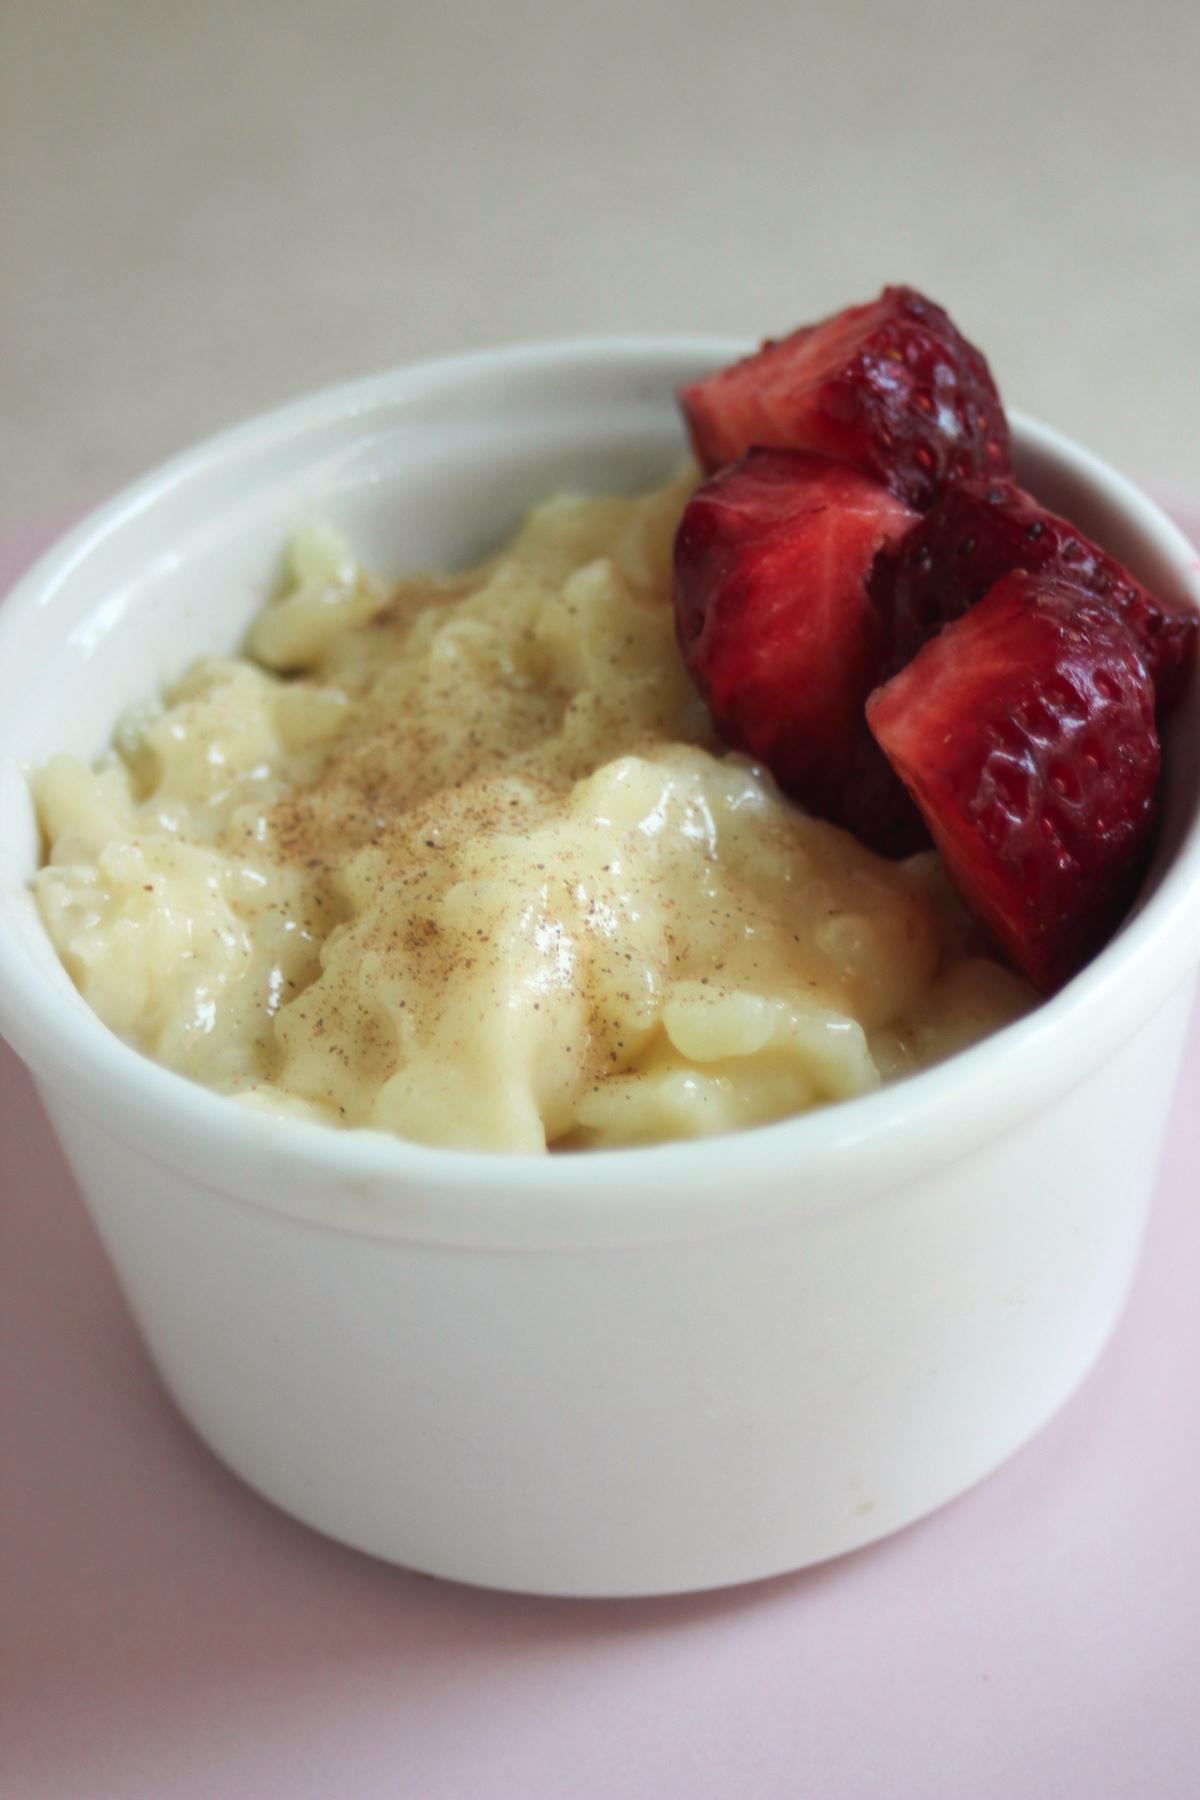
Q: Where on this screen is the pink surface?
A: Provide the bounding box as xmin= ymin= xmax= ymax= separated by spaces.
xmin=3 ymin=516 xmax=1200 ymax=1799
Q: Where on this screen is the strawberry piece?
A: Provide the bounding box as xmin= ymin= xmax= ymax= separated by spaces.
xmin=871 ymin=477 xmax=1198 ymax=704
xmin=837 ymin=730 xmax=931 ymax=859
xmin=680 ymin=286 xmax=1011 ymax=508
xmin=867 ymin=572 xmax=1160 ymax=991
xmin=672 ymin=448 xmax=918 ymax=823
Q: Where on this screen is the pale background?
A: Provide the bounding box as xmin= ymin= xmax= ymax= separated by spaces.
xmin=2 ymin=0 xmax=1199 ymax=535
xmin=5 ymin=6 xmax=1200 ymax=1798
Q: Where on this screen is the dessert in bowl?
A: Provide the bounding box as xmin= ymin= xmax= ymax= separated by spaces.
xmin=27 ymin=471 xmax=1033 ymax=1154
xmin=1 ymin=314 xmax=1198 ymax=1594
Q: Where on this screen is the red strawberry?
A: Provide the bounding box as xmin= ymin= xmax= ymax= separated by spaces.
xmin=672 ymin=448 xmax=918 ymax=822
xmin=836 ymin=730 xmax=931 ymax=859
xmin=870 ymin=477 xmax=1198 ymax=704
xmin=867 ymin=572 xmax=1160 ymax=991
xmin=680 ymin=286 xmax=1011 ymax=509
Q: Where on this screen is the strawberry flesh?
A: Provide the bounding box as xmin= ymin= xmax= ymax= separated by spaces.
xmin=673 ymin=449 xmax=918 ymax=821
xmin=680 ymin=285 xmax=1011 ymax=508
xmin=867 ymin=572 xmax=1160 ymax=991
xmin=871 ymin=476 xmax=1198 ymax=704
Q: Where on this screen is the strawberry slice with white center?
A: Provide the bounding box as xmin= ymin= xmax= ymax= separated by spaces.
xmin=673 ymin=448 xmax=919 ymax=822
xmin=680 ymin=286 xmax=1010 ymax=509
xmin=867 ymin=571 xmax=1161 ymax=991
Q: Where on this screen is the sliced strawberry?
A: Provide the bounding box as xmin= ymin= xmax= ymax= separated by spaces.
xmin=680 ymin=286 xmax=1011 ymax=508
xmin=672 ymin=448 xmax=918 ymax=822
xmin=836 ymin=730 xmax=930 ymax=859
xmin=871 ymin=476 xmax=1198 ymax=704
xmin=867 ymin=572 xmax=1160 ymax=991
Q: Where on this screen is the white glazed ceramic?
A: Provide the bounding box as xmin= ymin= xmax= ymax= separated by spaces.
xmin=2 ymin=342 xmax=1199 ymax=1598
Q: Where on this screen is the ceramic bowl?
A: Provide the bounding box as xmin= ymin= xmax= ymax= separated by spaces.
xmin=1 ymin=340 xmax=1198 ymax=1596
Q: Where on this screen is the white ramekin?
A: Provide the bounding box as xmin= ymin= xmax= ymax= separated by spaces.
xmin=1 ymin=341 xmax=1198 ymax=1597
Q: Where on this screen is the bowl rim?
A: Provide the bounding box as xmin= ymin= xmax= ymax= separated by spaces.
xmin=2 ymin=334 xmax=1199 ymax=1244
